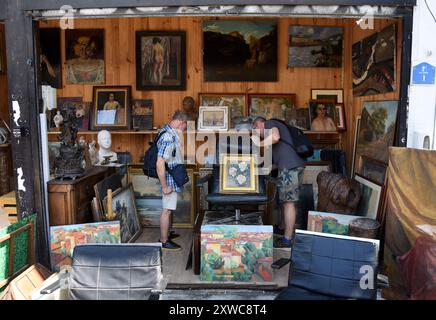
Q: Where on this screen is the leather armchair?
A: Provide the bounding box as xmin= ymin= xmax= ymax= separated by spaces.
xmin=38 ymin=243 xmax=166 ymax=300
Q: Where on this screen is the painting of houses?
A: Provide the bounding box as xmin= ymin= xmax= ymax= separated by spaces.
xmin=307 ymin=211 xmax=358 ymax=236
xmin=200 ymin=225 xmax=273 ymax=282
xmin=50 ymin=221 xmax=121 ymax=271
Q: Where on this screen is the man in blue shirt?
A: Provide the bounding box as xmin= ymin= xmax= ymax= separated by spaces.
xmin=156 ymin=110 xmax=188 ymax=251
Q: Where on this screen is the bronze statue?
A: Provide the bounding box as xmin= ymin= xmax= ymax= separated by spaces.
xmin=317 ymin=171 xmax=361 ymax=215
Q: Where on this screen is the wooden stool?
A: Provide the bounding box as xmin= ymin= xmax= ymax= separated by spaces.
xmin=0 ymin=191 xmax=17 ymax=223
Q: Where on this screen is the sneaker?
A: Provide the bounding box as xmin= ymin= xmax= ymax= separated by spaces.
xmin=159 ymin=239 xmax=182 ymax=252
xmin=169 ymin=231 xmax=181 ymax=240
xmin=274 ymin=237 xmax=294 ymax=248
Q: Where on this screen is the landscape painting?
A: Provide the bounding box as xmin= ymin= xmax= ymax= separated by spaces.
xmin=50 ymin=221 xmax=121 ymax=271
xmin=200 ymin=225 xmax=273 ymax=282
xmin=352 ymin=24 xmax=396 ymax=97
xmin=307 ymin=211 xmax=357 ymax=236
xmin=199 ymin=94 xmax=246 ymax=128
xmin=248 ymin=94 xmax=296 ymax=124
xmin=355 ymin=174 xmax=383 ymax=220
xmin=359 ymin=155 xmax=388 ymax=185
xmin=356 ymin=100 xmax=398 ymax=168
xmin=203 ymin=20 xmax=277 ymax=81
xmin=288 ymin=26 xmax=343 ymax=67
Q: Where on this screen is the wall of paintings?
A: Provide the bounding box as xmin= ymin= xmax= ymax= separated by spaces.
xmin=41 ymin=17 xmax=403 ymax=168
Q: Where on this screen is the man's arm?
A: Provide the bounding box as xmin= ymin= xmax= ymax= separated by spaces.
xmin=156 ymin=156 xmax=172 ymax=194
xmin=253 ymin=127 xmax=281 ymax=147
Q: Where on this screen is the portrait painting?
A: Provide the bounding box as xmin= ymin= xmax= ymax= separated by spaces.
xmin=311 ymin=89 xmax=343 ymax=103
xmin=248 ymin=94 xmax=296 ymax=124
xmin=288 ymin=26 xmax=343 ymax=68
xmin=132 ymin=99 xmax=153 ymax=130
xmin=358 ymin=155 xmax=387 ymax=185
xmin=308 ymin=100 xmax=337 ymax=132
xmin=220 ymin=154 xmax=258 ymax=193
xmin=39 ymin=28 xmax=62 ymax=88
xmin=91 ymin=86 xmax=131 ymax=130
xmin=65 ymin=29 xmax=105 ymax=85
xmin=203 ymin=20 xmax=277 ymax=82
xmin=198 ymin=106 xmax=229 ymax=131
xmin=355 ymin=174 xmax=383 ymax=220
xmin=199 ymin=94 xmax=246 ymax=128
xmin=56 ymin=97 xmax=90 ymax=131
xmin=355 ymin=100 xmax=398 ymax=168
xmin=307 ymin=211 xmax=359 ymax=236
xmin=103 ymin=184 xmax=142 ymax=243
xmin=352 ymin=24 xmax=396 ymax=97
xmin=50 ymin=221 xmax=120 ymax=271
xmin=136 ymin=31 xmax=186 ymax=90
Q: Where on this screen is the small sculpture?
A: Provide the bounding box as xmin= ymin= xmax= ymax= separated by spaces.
xmin=97 ymin=130 xmax=118 ymax=165
xmin=53 ymin=111 xmax=64 ymax=128
xmin=182 ymin=96 xmax=198 ymax=122
xmin=88 ymin=140 xmax=98 ymax=165
xmin=317 ymin=171 xmax=361 ymax=215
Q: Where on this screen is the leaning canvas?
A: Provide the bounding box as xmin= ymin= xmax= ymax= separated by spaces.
xmin=200 ymin=225 xmax=273 ymax=282
xmin=50 ymin=221 xmax=121 ymax=272
xmin=307 ymin=211 xmax=358 ymax=236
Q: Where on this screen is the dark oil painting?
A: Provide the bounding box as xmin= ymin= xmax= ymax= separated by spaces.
xmin=352 ymin=24 xmax=396 ymax=97
xmin=203 ymin=20 xmax=277 ymax=82
xmin=39 ymin=28 xmax=62 ymax=88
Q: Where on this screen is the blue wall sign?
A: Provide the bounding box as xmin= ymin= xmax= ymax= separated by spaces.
xmin=412 ymin=62 xmax=436 ymax=85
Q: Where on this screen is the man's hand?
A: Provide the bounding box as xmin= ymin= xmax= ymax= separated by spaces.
xmin=162 ymin=186 xmax=173 ymax=195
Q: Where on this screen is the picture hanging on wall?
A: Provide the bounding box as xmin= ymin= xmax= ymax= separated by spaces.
xmin=203 ymin=20 xmax=277 ymax=81
xmin=131 ymin=99 xmax=153 ymax=130
xmin=91 ymin=86 xmax=131 ymax=130
xmin=352 ymin=24 xmax=396 ymax=97
xmin=311 ymin=89 xmax=344 ymax=103
xmin=199 ymin=93 xmax=246 ymax=128
xmin=355 ymin=100 xmax=398 ymax=173
xmin=248 ymin=94 xmax=296 ymax=124
xmin=136 ymin=31 xmax=186 ymax=91
xmin=288 ymin=25 xmax=343 ymax=68
xmin=65 ymin=29 xmax=105 ymax=85
xmin=39 ymin=28 xmax=62 ymax=88
xmin=308 ymin=99 xmax=337 ymax=132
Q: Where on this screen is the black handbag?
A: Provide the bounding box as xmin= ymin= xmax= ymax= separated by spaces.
xmin=166 ymin=163 xmax=189 ymax=188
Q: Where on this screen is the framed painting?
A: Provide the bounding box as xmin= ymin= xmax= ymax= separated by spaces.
xmin=199 ymin=93 xmax=246 ymax=128
xmin=172 ymin=168 xmax=196 ymax=228
xmin=39 ymin=28 xmax=62 ymax=88
xmin=295 ymin=108 xmax=310 ymax=130
xmin=355 ymin=100 xmax=398 ymax=169
xmin=351 ymin=115 xmax=362 ymax=177
xmin=220 ymin=154 xmax=258 ymax=193
xmin=335 ymin=103 xmax=346 ymax=131
xmin=303 ymin=161 xmax=331 ymax=209
xmin=358 ymin=155 xmax=388 ymax=186
xmin=47 ymin=141 xmax=61 ymax=176
xmin=0 ymin=28 xmax=6 ymax=74
xmin=352 ymin=24 xmax=396 ymax=97
xmin=307 ymin=211 xmax=359 ymax=236
xmin=248 ymin=94 xmax=296 ymax=124
xmin=103 ymin=183 xmax=142 ymax=243
xmin=308 ymin=99 xmax=337 ymax=132
xmin=136 ymin=31 xmax=186 ymax=91
xmin=288 ymin=26 xmax=343 ymax=68
xmin=355 ymin=174 xmax=383 ymax=220
xmin=91 ymin=86 xmax=131 ymax=130
xmin=93 ymin=173 xmax=123 ymax=220
xmin=50 ymin=221 xmax=121 ymax=271
xmin=131 ymin=99 xmax=153 ymax=130
xmin=311 ymin=89 xmax=344 ymax=103
xmin=65 ymin=29 xmax=105 ymax=85
xmin=203 ymin=20 xmax=277 ymax=82
xmin=198 ymin=106 xmax=229 ymax=131
xmin=55 ymin=98 xmax=90 ymax=131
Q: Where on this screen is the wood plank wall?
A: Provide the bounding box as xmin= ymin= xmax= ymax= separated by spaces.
xmin=42 ymin=16 xmax=402 ymax=171
xmin=0 ymin=23 xmax=8 ymax=124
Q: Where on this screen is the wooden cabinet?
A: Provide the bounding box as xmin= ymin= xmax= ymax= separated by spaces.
xmin=47 ymin=167 xmax=115 ymax=226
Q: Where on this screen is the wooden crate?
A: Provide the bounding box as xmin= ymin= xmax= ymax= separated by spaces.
xmin=0 ymin=191 xmax=17 ymax=223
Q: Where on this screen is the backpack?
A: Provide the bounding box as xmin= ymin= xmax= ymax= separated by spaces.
xmin=270 ymin=118 xmax=314 ymax=159
xmin=142 ymin=130 xmax=167 ymax=178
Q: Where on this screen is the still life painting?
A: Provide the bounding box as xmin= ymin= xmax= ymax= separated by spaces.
xmin=220 ymin=155 xmax=258 ymax=193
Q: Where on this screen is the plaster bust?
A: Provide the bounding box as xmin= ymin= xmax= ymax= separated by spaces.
xmin=97 ymin=130 xmax=118 ymax=165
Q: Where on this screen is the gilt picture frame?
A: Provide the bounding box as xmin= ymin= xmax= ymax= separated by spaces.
xmin=220 ymin=154 xmax=258 ymax=193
